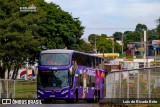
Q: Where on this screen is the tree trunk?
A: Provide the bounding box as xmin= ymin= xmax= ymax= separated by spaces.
xmin=7 ymin=65 xmax=11 ymax=79
xmin=0 ymin=65 xmax=7 ymax=98
xmin=12 ymin=65 xmax=20 ymax=80
xmin=0 ymin=66 xmax=5 ymax=79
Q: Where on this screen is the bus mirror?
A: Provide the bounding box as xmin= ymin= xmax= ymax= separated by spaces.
xmin=69 ymin=69 xmax=73 ymax=76
xmin=69 ymin=66 xmax=74 ymax=76
xmin=70 ymin=61 xmax=77 ymax=76
xmin=72 ymin=61 xmax=74 ymax=65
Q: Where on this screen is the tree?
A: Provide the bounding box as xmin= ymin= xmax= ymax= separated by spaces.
xmin=76 ymin=39 xmax=93 ymax=53
xmin=97 ymin=38 xmax=111 ymax=53
xmin=156 ymin=18 xmax=160 ymax=39
xmin=96 ymin=37 xmax=122 ymax=53
xmin=41 ymin=2 xmax=84 ymax=49
xmin=148 ymin=29 xmax=158 ymax=41
xmin=88 ymin=34 xmax=98 ymax=44
xmin=87 ymin=34 xmax=122 ymax=53
xmin=124 ymin=31 xmax=132 ymax=35
xmin=101 ymin=34 xmax=107 ymax=38
xmin=0 ymin=0 xmax=84 ymax=79
xmin=0 ymin=0 xmax=46 ymax=79
xmin=135 ymin=23 xmax=147 ymax=32
xmin=157 ymin=25 xmax=160 ymax=39
xmin=113 ymin=32 xmax=122 ymax=41
xmin=123 ymin=30 xmax=145 ymax=50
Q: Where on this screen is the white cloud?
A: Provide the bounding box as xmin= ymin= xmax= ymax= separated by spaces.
xmin=44 ymin=0 xmax=160 ymax=38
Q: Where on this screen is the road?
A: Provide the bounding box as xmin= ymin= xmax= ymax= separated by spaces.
xmin=0 ymin=100 xmax=99 ymax=107
xmin=0 ymin=104 xmax=99 ymax=107
xmin=148 ymin=56 xmax=160 ymax=59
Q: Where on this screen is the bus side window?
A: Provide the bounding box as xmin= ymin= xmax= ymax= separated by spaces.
xmin=78 ymin=74 xmax=83 ymax=86
xmin=87 ymin=76 xmax=95 ymax=87
xmin=86 ymin=75 xmax=90 ymax=87
xmin=91 ymin=56 xmax=95 ymax=68
xmin=70 ymin=75 xmax=74 ymax=88
xmin=91 ymin=76 xmax=95 ymax=87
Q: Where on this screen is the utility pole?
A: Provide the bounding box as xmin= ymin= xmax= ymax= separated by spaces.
xmin=112 ymin=38 xmax=114 ymax=53
xmin=146 ymin=30 xmax=148 ymax=67
xmin=144 ymin=30 xmax=148 ymax=67
xmin=121 ymin=35 xmax=123 ymax=55
xmin=25 ymin=58 xmax=28 ymax=80
xmin=95 ymin=36 xmax=97 ymax=54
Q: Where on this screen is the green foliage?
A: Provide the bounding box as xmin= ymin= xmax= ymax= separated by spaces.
xmin=87 ymin=34 xmax=122 ymax=53
xmin=148 ymin=29 xmax=159 ymax=40
xmin=41 ymin=2 xmax=84 ymax=49
xmin=0 ymin=0 xmax=45 ymax=73
xmin=156 ymin=24 xmax=160 ymax=39
xmin=0 ymin=0 xmax=84 ymax=79
xmin=88 ymin=34 xmax=97 ymax=44
xmin=135 ymin=23 xmax=147 ymax=31
xmin=97 ymin=36 xmax=122 ymax=53
xmin=97 ymin=38 xmax=112 ymax=53
xmin=152 ymin=86 xmax=160 ymax=98
xmin=122 ymin=22 xmax=160 ymax=51
xmin=76 ymin=39 xmax=93 ymax=53
xmin=113 ymin=32 xmax=122 ymax=41
xmin=101 ymin=34 xmax=107 ymax=38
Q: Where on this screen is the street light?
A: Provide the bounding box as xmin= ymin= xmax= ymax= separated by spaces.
xmin=112 ymin=37 xmax=114 ymax=53
xmin=144 ymin=30 xmax=147 ymax=67
xmin=25 ymin=58 xmax=29 ymax=80
xmin=154 ymin=45 xmax=157 ymax=66
xmin=121 ymin=35 xmax=123 ymax=55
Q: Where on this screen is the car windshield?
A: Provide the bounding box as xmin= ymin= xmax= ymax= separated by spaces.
xmin=40 ymin=53 xmax=70 ymax=66
xmin=38 ymin=70 xmax=68 ymax=88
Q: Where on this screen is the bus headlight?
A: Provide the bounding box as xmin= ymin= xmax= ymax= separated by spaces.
xmin=61 ymin=90 xmax=69 ymax=94
xmin=38 ymin=90 xmax=44 ymax=95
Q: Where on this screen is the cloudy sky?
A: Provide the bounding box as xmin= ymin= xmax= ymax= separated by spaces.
xmin=45 ymin=0 xmax=160 ymax=38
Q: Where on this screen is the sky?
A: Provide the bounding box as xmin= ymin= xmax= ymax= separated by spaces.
xmin=45 ymin=0 xmax=160 ymax=39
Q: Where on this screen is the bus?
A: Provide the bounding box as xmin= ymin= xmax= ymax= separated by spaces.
xmin=37 ymin=49 xmax=105 ymax=103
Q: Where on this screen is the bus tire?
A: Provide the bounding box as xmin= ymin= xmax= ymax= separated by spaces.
xmin=94 ymin=90 xmax=99 ymax=103
xmin=44 ymin=99 xmax=52 ymax=104
xmin=66 ymin=90 xmax=78 ymax=103
xmin=98 ymin=90 xmax=100 ymax=102
xmin=73 ymin=90 xmax=78 ymax=103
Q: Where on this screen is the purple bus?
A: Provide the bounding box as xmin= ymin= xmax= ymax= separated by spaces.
xmin=37 ymin=49 xmax=105 ymax=103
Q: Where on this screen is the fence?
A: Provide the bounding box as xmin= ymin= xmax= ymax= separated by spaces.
xmin=106 ymin=66 xmax=160 ymax=99
xmin=0 ymin=79 xmax=37 ymax=98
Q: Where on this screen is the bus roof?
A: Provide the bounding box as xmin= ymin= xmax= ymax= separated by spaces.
xmin=41 ymin=49 xmax=74 ymax=54
xmin=41 ymin=49 xmax=103 ymax=58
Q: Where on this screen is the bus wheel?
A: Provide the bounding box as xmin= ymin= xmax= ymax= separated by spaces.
xmin=66 ymin=92 xmax=78 ymax=103
xmin=44 ymin=99 xmax=52 ymax=104
xmin=94 ymin=91 xmax=99 ymax=103
xmin=73 ymin=91 xmax=78 ymax=103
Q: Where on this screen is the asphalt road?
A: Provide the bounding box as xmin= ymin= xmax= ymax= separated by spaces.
xmin=0 ymin=100 xmax=99 ymax=107
xmin=0 ymin=104 xmax=99 ymax=107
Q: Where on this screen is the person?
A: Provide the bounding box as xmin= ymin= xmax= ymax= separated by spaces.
xmin=56 ymin=54 xmax=69 ymax=65
xmin=41 ymin=54 xmax=54 ymax=65
xmin=126 ymin=49 xmax=131 ymax=56
xmin=47 ymin=58 xmax=54 ymax=65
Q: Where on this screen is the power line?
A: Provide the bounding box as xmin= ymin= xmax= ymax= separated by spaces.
xmin=84 ymin=27 xmax=156 ymax=29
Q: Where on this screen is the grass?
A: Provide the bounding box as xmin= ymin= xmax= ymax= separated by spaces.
xmin=14 ymin=80 xmax=37 ymax=98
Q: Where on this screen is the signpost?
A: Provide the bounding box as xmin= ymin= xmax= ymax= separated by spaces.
xmin=144 ymin=30 xmax=146 ymax=67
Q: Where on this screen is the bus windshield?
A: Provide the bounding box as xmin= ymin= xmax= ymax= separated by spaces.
xmin=40 ymin=53 xmax=70 ymax=66
xmin=38 ymin=70 xmax=68 ymax=88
